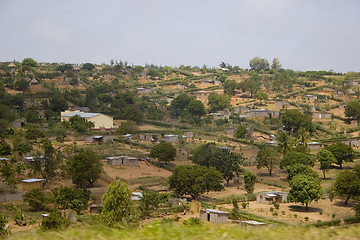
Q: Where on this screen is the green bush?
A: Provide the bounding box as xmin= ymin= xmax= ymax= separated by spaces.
xmin=343 ymin=216 xmax=360 ymax=224
xmin=183 ymin=217 xmax=202 ymax=226
xmin=0 ymin=214 xmax=10 ymax=236
xmin=274 ymin=203 xmax=280 ymax=210
xmin=40 ymin=211 xmax=69 ymax=230
xmin=270 ymin=207 xmax=274 ymax=212
xmin=52 ymin=187 xmax=90 ymax=214
xmin=23 ymin=189 xmax=49 ymax=211
xmin=309 ymin=219 xmax=341 ymax=228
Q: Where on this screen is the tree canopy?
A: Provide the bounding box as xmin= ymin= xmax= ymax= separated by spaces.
xmin=325 ymin=142 xmax=354 ymax=169
xmin=330 ymin=170 xmax=360 ymax=205
xmin=255 ymin=147 xmax=280 ymax=176
xmin=150 ymin=142 xmax=176 ymax=165
xmin=289 ymin=174 xmax=323 ymax=209
xmin=345 ymin=100 xmax=360 ymax=120
xmin=168 ymin=165 xmax=223 ymax=199
xmin=281 ymin=109 xmax=312 ymax=133
xmin=249 ymin=57 xmax=269 ymax=72
xmin=280 ymin=151 xmax=315 ymax=169
xmin=317 ymin=149 xmax=336 ymax=179
xmin=208 ymin=92 xmax=230 ymax=112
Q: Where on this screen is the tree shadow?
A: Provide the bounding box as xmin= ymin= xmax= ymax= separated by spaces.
xmin=333 ymin=200 xmax=355 ymax=207
xmin=288 ymin=205 xmax=322 ymax=213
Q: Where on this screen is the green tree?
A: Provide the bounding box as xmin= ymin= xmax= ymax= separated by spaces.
xmin=23 ymin=189 xmax=48 ymax=211
xmin=22 ymin=58 xmax=38 ymax=67
xmin=117 ymin=120 xmax=139 ymax=135
xmin=289 ymin=174 xmax=322 ymax=209
xmin=24 ymin=124 xmax=45 ymax=142
xmin=244 ymin=171 xmax=256 ymax=194
xmin=170 ymin=93 xmax=192 ymax=117
xmin=254 ymin=91 xmax=268 ymax=103
xmin=249 ymin=57 xmax=269 ymax=72
xmin=325 ymin=142 xmax=354 ymax=169
xmin=281 ymin=109 xmax=312 ymax=133
xmin=345 ymin=100 xmax=360 ymax=120
xmin=50 ymin=91 xmax=68 ymax=112
xmin=139 ymin=190 xmax=160 ymax=218
xmin=168 ymin=165 xmax=223 ymax=199
xmin=15 ymin=79 xmax=30 ymax=91
xmin=82 ymin=63 xmax=95 ymax=71
xmin=40 ymin=210 xmax=69 ymax=230
xmin=68 ymin=149 xmax=103 ymax=187
xmin=276 ymin=130 xmax=293 ymax=154
xmin=317 ymin=149 xmax=336 ymax=179
xmin=331 ymin=170 xmax=360 ymax=205
xmin=150 ymin=142 xmax=176 ymax=165
xmin=101 ymin=180 xmax=139 ymax=228
xmin=286 ymin=164 xmax=318 ymax=181
xmin=223 ymin=79 xmax=237 ymax=96
xmin=192 ymin=143 xmax=244 ymax=185
xmin=208 ymin=92 xmax=230 ymax=112
xmin=0 ymin=142 xmax=11 ymax=155
xmin=52 ymin=187 xmax=90 ymax=214
xmin=238 ymin=76 xmax=261 ymax=97
xmin=280 ymin=151 xmax=315 ymax=169
xmin=271 ymin=58 xmax=282 ymax=70
xmin=256 ymin=147 xmax=280 ymax=176
xmin=122 ymin=106 xmax=144 ymax=123
xmin=187 ymin=99 xmax=206 ymax=117
xmin=42 ymin=139 xmax=57 ymax=182
xmin=234 ymin=125 xmax=247 ymax=139
xmin=68 ymin=115 xmax=94 ymax=133
xmin=0 ymin=161 xmax=17 ymax=192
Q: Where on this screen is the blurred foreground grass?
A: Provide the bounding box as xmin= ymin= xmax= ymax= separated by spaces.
xmin=7 ymin=221 xmax=360 ymax=240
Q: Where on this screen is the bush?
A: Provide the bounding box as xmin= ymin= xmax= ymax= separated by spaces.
xmin=343 ymin=216 xmax=360 ymax=224
xmin=242 ymin=202 xmax=248 ymax=209
xmin=23 ymin=189 xmax=48 ymax=211
xmin=0 ymin=214 xmax=10 ymax=236
xmin=183 ymin=217 xmax=202 ymax=226
xmin=304 ymin=217 xmax=309 ymax=221
xmin=52 ymin=187 xmax=90 ymax=214
xmin=41 ymin=210 xmax=69 ymax=230
xmin=274 ymin=203 xmax=280 ymax=210
xmin=270 ymin=207 xmax=274 ymax=212
xmin=310 ymin=219 xmax=341 ymax=227
xmin=14 ymin=209 xmax=27 ymax=226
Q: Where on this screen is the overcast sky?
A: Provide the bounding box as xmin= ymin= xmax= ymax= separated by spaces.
xmin=0 ymin=0 xmax=359 ymax=72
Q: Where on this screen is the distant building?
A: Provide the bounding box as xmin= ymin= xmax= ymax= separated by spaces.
xmin=106 ymin=156 xmax=139 ymax=167
xmin=21 ymin=178 xmax=45 ymax=192
xmin=308 ymin=141 xmax=321 ymax=151
xmin=85 ymin=135 xmax=113 ymax=144
xmin=140 ymin=133 xmax=154 ymax=142
xmin=61 ymin=110 xmax=114 ymax=130
xmin=249 ymin=109 xmax=269 ymax=118
xmin=346 ymin=80 xmax=359 ymax=87
xmin=274 ymin=101 xmax=289 ymax=109
xmin=305 ymin=95 xmax=317 ymax=101
xmin=341 ymin=139 xmax=359 ymax=148
xmin=200 ymin=209 xmax=229 ymax=224
xmin=226 ymin=128 xmax=236 ymax=136
xmin=312 ymin=112 xmax=332 ymax=120
xmin=267 ymin=141 xmax=278 ymax=147
xmin=163 ymin=135 xmax=177 ymax=143
xmin=256 ymin=191 xmax=288 ymax=204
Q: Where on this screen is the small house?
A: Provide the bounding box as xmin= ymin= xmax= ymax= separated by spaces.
xmin=183 ymin=131 xmax=194 ymax=139
xmin=341 ymin=139 xmax=359 ymax=148
xmin=312 ymin=112 xmax=332 ymax=120
xmin=346 ymin=80 xmax=359 ymax=87
xmin=256 ymin=191 xmax=288 ymax=204
xmin=30 ymin=78 xmax=39 ymax=85
xmin=136 ymin=88 xmax=153 ymax=95
xmin=140 ymin=133 xmax=154 ymax=142
xmin=274 ymin=101 xmax=289 ymax=109
xmin=209 ymin=112 xmax=226 ymax=120
xmin=163 ymin=135 xmax=177 ymax=143
xmin=267 ymin=141 xmax=278 ymax=147
xmin=308 ymin=142 xmax=321 ymax=151
xmin=85 ymin=135 xmax=113 ymax=144
xmin=123 ymin=157 xmax=139 ymax=167
xmin=226 ymin=128 xmax=236 ymax=136
xmin=200 ymin=209 xmax=229 ymax=224
xmin=21 ymin=178 xmax=45 ymax=192
xmin=192 ymin=90 xmax=210 ymax=97
xmin=11 ymin=118 xmax=25 ymax=128
xmin=0 ymin=158 xmax=9 ymax=161
xmin=305 ymin=95 xmax=317 ymax=101
xmin=270 ymin=110 xmax=280 ymax=118
xmin=249 ymin=109 xmax=269 ymax=118
xmin=123 ymin=134 xmax=132 ymax=140
xmin=106 ymin=156 xmax=124 ymax=166
xmin=335 ymin=90 xmax=344 ymax=97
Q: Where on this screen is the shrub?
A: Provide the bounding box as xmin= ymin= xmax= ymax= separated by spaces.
xmin=281 ymin=211 xmax=286 ymax=215
xmin=23 ymin=189 xmax=48 ymax=211
xmin=242 ymin=202 xmax=248 ymax=209
xmin=52 ymin=187 xmax=90 ymax=214
xmin=332 ymin=213 xmax=336 ymax=218
xmin=343 ymin=216 xmax=360 ymax=224
xmin=14 ymin=209 xmax=27 ymax=226
xmin=40 ymin=211 xmax=69 ymax=230
xmin=183 ymin=217 xmax=202 ymax=226
xmin=304 ymin=217 xmax=309 ymax=221
xmin=319 ymin=210 xmax=323 ymax=215
xmin=310 ymin=219 xmax=341 ymax=227
xmin=272 ymin=211 xmax=278 ymax=216
xmin=0 ymin=214 xmax=10 ymax=236
xmin=274 ymin=203 xmax=280 ymax=210
xmin=270 ymin=207 xmax=274 ymax=212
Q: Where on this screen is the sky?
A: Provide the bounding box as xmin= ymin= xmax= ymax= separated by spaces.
xmin=0 ymin=0 xmax=359 ymax=73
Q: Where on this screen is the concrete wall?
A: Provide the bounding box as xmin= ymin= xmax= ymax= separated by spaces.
xmin=124 ymin=157 xmax=139 ymax=167
xmin=0 ymin=192 xmax=22 ymax=202
xmin=88 ymin=114 xmax=114 ymax=129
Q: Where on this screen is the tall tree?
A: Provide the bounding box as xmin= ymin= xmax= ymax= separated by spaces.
xmin=325 ymin=142 xmax=354 ymax=169
xmin=249 ymin=57 xmax=269 ymax=72
xmin=223 ymin=79 xmax=237 ymax=96
xmin=289 ymin=174 xmax=323 ymax=209
xmin=244 ymin=171 xmax=256 ymax=194
xmin=207 ymin=92 xmax=230 ymax=112
xmin=281 ymin=109 xmax=312 ymax=133
xmin=68 ymin=149 xmax=103 ymax=187
xmin=169 ymin=93 xmax=192 ymax=117
xmin=271 ymin=58 xmax=282 ymax=70
xmin=345 ymin=100 xmax=360 ymax=120
xmin=280 ymin=151 xmax=315 ymax=169
xmin=317 ymin=149 xmax=335 ymax=179
xmin=168 ymin=165 xmax=223 ymax=199
xmin=150 ymin=142 xmax=176 ymax=165
xmin=331 ymin=170 xmax=360 ymax=205
xmin=256 ymin=147 xmax=280 ymax=176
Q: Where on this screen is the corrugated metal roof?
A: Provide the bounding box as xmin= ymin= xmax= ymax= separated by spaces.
xmin=22 ymin=178 xmax=45 ymax=183
xmin=62 ymin=112 xmax=100 ymax=118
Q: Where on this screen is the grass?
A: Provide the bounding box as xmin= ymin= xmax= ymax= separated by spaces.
xmin=7 ymin=221 xmax=360 ymax=240
xmin=126 ymin=176 xmax=168 ymax=187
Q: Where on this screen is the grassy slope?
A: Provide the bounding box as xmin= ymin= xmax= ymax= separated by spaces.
xmin=7 ymin=223 xmax=360 ymax=240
